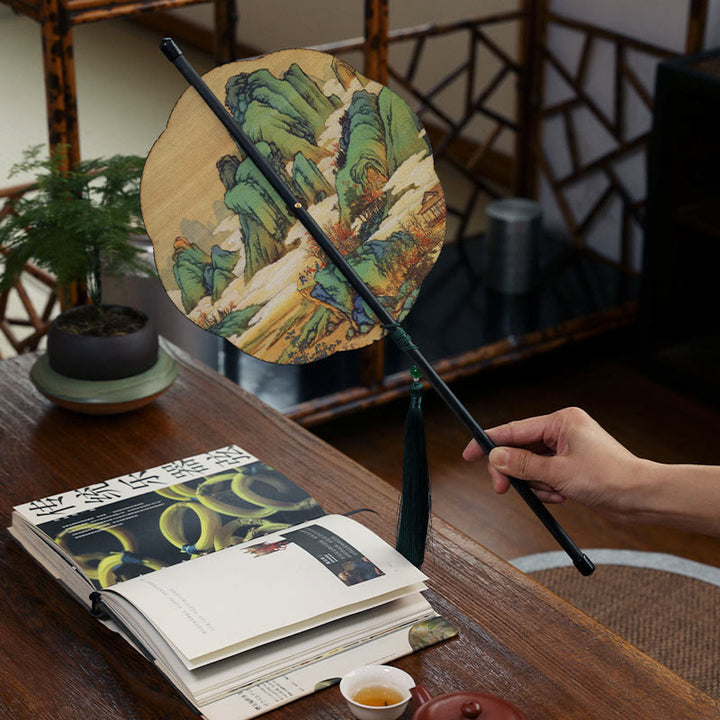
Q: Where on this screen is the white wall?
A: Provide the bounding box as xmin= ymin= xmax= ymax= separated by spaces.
xmin=176 ymin=1 xmax=516 ymax=50
xmin=0 ymin=10 xmax=214 ymax=186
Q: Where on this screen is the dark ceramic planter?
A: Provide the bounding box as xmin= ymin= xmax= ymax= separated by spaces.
xmin=47 ymin=304 xmax=158 ymax=381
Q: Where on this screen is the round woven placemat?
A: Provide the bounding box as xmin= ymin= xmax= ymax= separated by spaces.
xmin=519 ymin=552 xmax=720 ymax=701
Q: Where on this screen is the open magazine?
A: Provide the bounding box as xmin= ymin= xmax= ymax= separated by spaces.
xmin=9 ymin=445 xmax=456 ymax=720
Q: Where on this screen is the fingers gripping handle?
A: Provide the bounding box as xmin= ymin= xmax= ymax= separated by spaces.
xmin=507 ymin=475 xmax=595 ymax=576
xmin=477 ymin=429 xmax=595 ymax=576
xmin=411 ymin=353 xmax=595 ymax=576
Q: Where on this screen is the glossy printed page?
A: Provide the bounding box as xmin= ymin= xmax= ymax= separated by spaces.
xmin=103 ymin=514 xmax=428 ymax=669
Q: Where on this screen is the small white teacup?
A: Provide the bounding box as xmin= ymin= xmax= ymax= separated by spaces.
xmin=340 ymin=664 xmax=414 ymax=720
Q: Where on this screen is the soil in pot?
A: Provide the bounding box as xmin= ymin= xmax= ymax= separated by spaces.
xmin=48 ymin=304 xmax=159 ymax=381
xmin=54 ymin=304 xmax=147 ymax=336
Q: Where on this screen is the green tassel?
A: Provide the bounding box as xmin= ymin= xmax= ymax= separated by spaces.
xmin=396 ymin=365 xmax=431 ymax=568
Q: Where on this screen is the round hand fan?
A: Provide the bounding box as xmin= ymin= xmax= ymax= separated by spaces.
xmin=141 ymin=47 xmax=446 ymax=365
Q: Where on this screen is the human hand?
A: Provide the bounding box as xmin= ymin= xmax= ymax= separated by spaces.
xmin=463 ymin=407 xmax=642 ymax=521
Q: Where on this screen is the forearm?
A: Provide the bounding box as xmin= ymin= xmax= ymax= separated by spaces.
xmin=627 ymin=459 xmax=720 ymax=537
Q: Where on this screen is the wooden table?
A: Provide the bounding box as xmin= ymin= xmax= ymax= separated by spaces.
xmin=0 ymin=342 xmax=718 ymax=719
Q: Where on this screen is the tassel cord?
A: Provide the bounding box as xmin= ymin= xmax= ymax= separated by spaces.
xmin=396 ymin=368 xmax=430 ymax=568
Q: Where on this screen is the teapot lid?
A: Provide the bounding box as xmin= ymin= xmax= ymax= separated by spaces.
xmin=413 ymin=691 xmax=526 ymax=720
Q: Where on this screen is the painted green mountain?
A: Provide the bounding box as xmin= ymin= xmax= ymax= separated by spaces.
xmin=304 ymin=230 xmax=419 ymax=342
xmin=219 ymin=143 xmax=295 ymax=281
xmin=218 ymin=63 xmax=345 ymax=287
xmin=172 ymin=241 xmax=241 ymax=313
xmin=215 ymin=62 xmax=432 ymax=293
xmin=293 ymin=152 xmax=333 ymax=206
xmin=208 ymin=302 xmax=265 ymax=337
xmin=335 ymin=87 xmax=431 ymax=229
xmin=225 ymin=64 xmax=342 ymax=163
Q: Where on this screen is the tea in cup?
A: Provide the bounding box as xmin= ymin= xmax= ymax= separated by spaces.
xmin=340 ymin=664 xmax=414 ymax=720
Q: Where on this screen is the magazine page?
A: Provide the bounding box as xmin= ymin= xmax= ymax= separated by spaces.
xmin=118 ymin=593 xmax=436 ymax=705
xmin=199 ymin=607 xmax=457 ymax=720
xmin=191 ymin=595 xmax=437 ymax=704
xmin=102 ymin=514 xmax=428 ymax=669
xmin=10 ymin=445 xmax=324 ymax=591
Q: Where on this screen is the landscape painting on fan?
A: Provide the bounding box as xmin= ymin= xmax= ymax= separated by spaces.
xmin=142 ymin=48 xmax=446 ymax=364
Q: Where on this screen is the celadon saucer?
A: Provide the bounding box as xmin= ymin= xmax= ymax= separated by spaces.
xmin=30 ymin=347 xmax=178 ymax=414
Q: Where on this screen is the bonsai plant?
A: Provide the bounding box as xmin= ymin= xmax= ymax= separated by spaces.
xmin=0 ymin=145 xmax=158 ymax=382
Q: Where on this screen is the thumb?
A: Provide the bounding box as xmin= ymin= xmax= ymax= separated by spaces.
xmin=488 ymin=446 xmax=551 ymax=482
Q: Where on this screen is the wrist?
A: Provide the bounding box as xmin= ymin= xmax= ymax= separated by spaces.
xmin=611 ymin=456 xmax=659 ymax=520
xmin=626 ymin=459 xmax=720 ymax=536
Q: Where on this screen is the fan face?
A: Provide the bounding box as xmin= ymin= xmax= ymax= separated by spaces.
xmin=142 ymin=48 xmax=446 ymax=364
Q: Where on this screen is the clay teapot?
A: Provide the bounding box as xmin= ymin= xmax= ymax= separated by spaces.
xmin=410 ymin=685 xmax=526 ymax=720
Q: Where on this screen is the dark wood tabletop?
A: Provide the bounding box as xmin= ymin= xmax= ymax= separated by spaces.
xmin=1 ymin=342 xmax=718 ymax=719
